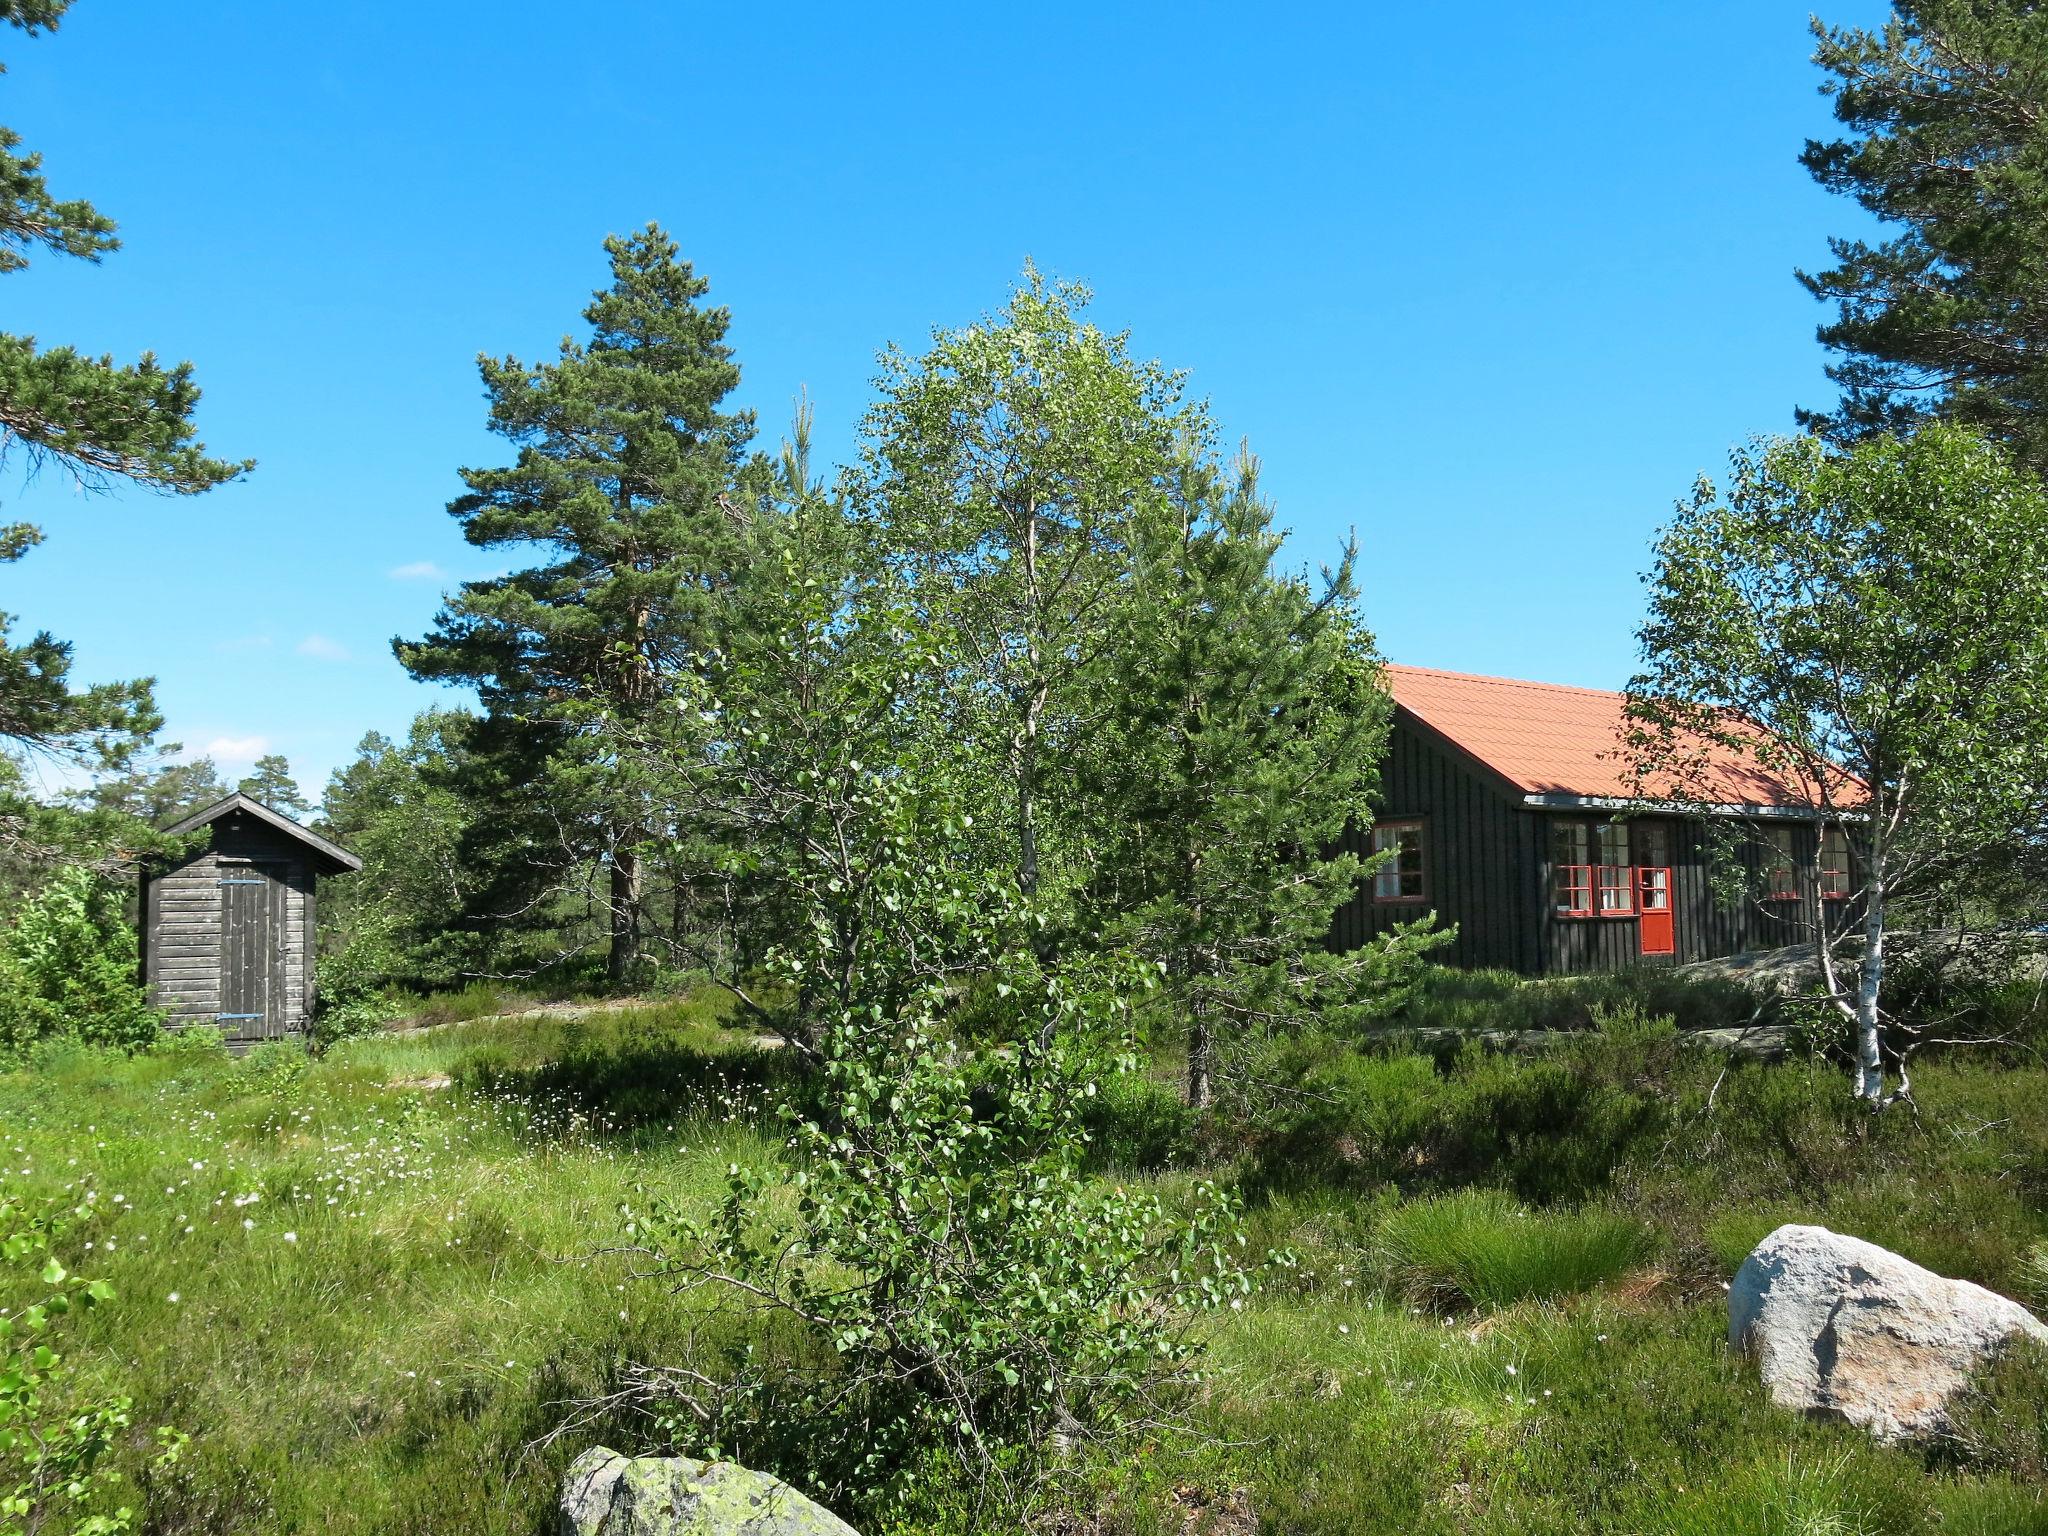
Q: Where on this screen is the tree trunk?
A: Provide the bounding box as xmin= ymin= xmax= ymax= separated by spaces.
xmin=609 ymin=843 xmax=642 ymax=988
xmin=1853 ymin=871 xmax=1886 ymax=1100
xmin=1016 ymin=699 xmax=1041 ymax=900
xmin=1186 ymin=1013 xmax=1212 ymax=1110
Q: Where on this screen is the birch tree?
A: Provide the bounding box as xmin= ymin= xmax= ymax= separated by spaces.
xmin=851 ymin=269 xmax=1194 ymax=915
xmin=1628 ymin=426 xmax=2048 ymax=1104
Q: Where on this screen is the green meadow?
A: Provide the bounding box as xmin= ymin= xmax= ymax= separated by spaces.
xmin=5 ymin=993 xmax=2045 ymax=1535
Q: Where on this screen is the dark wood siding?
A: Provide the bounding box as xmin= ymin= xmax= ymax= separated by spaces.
xmin=1332 ymin=712 xmax=1835 ymax=978
xmin=1533 ymin=812 xmax=1825 ymax=975
xmin=145 ymin=820 xmax=315 ymax=1044
xmin=1332 ymin=711 xmax=1532 ymax=971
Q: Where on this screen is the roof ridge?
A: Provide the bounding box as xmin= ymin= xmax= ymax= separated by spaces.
xmin=1383 ymin=662 xmax=1629 ymax=701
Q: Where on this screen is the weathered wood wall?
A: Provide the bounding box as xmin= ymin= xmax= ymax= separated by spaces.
xmin=1332 ymin=712 xmax=1836 ymax=978
xmin=143 ymin=819 xmax=313 ymax=1039
xmin=1333 ymin=714 xmax=1543 ymax=972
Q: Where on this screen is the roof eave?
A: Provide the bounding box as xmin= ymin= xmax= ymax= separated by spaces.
xmin=1519 ymin=791 xmax=1857 ymax=821
xmin=160 ymin=792 xmax=364 ymax=873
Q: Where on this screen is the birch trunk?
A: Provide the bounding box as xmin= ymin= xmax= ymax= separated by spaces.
xmin=1854 ymin=870 xmax=1886 ymax=1100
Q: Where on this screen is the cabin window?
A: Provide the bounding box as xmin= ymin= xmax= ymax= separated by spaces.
xmin=1762 ymin=826 xmax=1800 ymax=900
xmin=1552 ymin=822 xmax=1593 ymax=917
xmin=1595 ymin=822 xmax=1635 ymax=915
xmin=1371 ymin=821 xmax=1427 ymax=902
xmin=1820 ymin=825 xmax=1853 ymax=901
xmin=1634 ymin=822 xmax=1670 ymax=869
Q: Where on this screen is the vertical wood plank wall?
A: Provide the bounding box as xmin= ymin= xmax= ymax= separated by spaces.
xmin=1332 ymin=718 xmax=1537 ymax=972
xmin=1333 ymin=714 xmax=1832 ymax=977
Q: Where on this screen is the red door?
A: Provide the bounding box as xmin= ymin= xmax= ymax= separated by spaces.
xmin=1638 ymin=867 xmax=1674 ymax=956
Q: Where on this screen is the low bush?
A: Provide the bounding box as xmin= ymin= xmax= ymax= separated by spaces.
xmin=1396 ymin=964 xmax=1771 ymax=1035
xmin=0 ymin=866 xmax=162 ymax=1056
xmin=1377 ymin=1187 xmax=1652 ymax=1307
xmin=1250 ymin=1012 xmax=1682 ymax=1204
xmin=453 ymin=1004 xmax=796 ymax=1138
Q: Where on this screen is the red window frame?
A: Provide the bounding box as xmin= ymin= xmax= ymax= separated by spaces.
xmin=1370 ymin=819 xmax=1428 ymax=904
xmin=1819 ymin=826 xmax=1852 ymax=902
xmin=1554 ymin=863 xmax=1594 ymax=918
xmin=1595 ymin=863 xmax=1637 ymax=917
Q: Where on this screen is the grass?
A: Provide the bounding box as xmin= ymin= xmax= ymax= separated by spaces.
xmin=2 ymin=979 xmax=2045 ymax=1535
xmin=1377 ymin=1189 xmax=1652 ymax=1308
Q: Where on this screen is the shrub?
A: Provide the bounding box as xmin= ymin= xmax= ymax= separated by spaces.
xmin=1396 ymin=964 xmax=1770 ymax=1036
xmin=309 ymin=914 xmax=406 ymax=1049
xmin=1251 ymin=1013 xmax=1679 ymax=1204
xmin=1376 ymin=1187 xmax=1652 ymax=1308
xmin=1078 ymin=1064 xmax=1199 ymax=1172
xmin=1 ymin=1181 xmax=182 ymax=1536
xmin=624 ymin=964 xmax=1249 ymax=1519
xmin=0 ymin=867 xmax=161 ymax=1056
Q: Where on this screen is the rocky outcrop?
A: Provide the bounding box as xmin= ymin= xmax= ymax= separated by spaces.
xmin=1728 ymin=1223 xmax=2048 ymax=1442
xmin=560 ymin=1448 xmax=860 ymax=1536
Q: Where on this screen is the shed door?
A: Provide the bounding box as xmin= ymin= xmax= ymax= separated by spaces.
xmin=218 ymin=863 xmax=287 ymax=1040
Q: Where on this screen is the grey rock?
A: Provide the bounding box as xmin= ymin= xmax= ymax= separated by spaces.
xmin=560 ymin=1447 xmax=861 ymax=1536
xmin=1728 ymin=1223 xmax=2048 ymax=1442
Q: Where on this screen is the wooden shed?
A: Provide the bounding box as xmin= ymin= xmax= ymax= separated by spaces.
xmin=139 ymin=793 xmax=362 ymax=1046
xmin=1331 ymin=665 xmax=1848 ymax=976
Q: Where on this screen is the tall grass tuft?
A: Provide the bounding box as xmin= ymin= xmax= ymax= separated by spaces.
xmin=1377 ymin=1187 xmax=1652 ymax=1308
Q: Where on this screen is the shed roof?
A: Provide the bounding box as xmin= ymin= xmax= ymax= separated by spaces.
xmin=162 ymin=792 xmax=364 ymax=874
xmin=1382 ymin=664 xmax=1830 ymax=813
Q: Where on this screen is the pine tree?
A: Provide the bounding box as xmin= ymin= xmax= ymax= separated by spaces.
xmin=0 ymin=1 xmax=248 ymax=768
xmin=396 ymin=225 xmax=757 ymax=986
xmin=1798 ymin=3 xmax=2048 ymax=473
xmin=1097 ymin=449 xmax=1447 ymax=1107
xmin=236 ymin=753 xmax=313 ymax=818
xmin=69 ymin=742 xmax=224 ymax=825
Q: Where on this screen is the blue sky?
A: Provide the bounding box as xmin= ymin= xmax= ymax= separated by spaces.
xmin=6 ymin=0 xmax=1886 ymax=800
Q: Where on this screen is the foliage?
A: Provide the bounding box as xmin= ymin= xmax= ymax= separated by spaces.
xmin=1095 ymin=444 xmax=1448 ymax=1106
xmin=0 ymin=867 xmax=159 ymax=1055
xmin=64 ymin=742 xmax=222 ymax=827
xmin=307 ymin=923 xmax=401 ymax=1051
xmin=1251 ymin=1013 xmax=1680 ymax=1206
xmin=1376 ymin=1187 xmax=1652 ymax=1309
xmin=852 ymin=267 xmax=1196 ymax=914
xmin=617 ymin=521 xmax=1252 ymax=1510
xmin=0 ymin=1 xmax=247 ymax=782
xmin=317 ymin=712 xmax=486 ymax=991
xmin=1630 ymin=427 xmax=2048 ymax=1101
xmin=397 ymin=225 xmax=760 ymax=986
xmin=626 ymin=952 xmax=1250 ymax=1517
xmin=234 ymin=755 xmax=311 ymax=819
xmin=1 ymin=1182 xmax=176 ymax=1536
xmin=0 ymin=989 xmax=2041 ymax=1533
xmin=1395 ymin=964 xmax=1776 ymax=1036
xmin=1799 ymin=2 xmax=2048 ymax=475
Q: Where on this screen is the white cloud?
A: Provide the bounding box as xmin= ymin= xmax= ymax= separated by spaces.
xmin=203 ymin=735 xmax=270 ymax=766
xmin=388 ymin=560 xmax=445 ymax=581
xmin=296 ymin=634 xmax=351 ymax=662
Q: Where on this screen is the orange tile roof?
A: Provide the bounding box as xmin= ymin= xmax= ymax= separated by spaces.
xmin=1383 ymin=664 xmax=1826 ymax=809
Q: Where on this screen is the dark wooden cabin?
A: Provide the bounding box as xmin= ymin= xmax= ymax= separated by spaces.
xmin=1332 ymin=665 xmax=1849 ymax=976
xmin=140 ymin=793 xmax=362 ymax=1046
